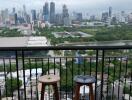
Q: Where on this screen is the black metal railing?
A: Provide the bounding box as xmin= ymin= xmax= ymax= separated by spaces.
xmin=0 ymin=45 xmax=131 ymax=100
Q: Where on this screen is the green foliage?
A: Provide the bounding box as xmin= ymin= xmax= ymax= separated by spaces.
xmin=95 ymin=25 xmax=132 ymax=41
xmin=80 ymin=28 xmax=98 ymax=35
xmin=1 ymin=25 xmax=132 ymax=44
xmin=78 ymin=50 xmax=86 ymax=54
xmin=106 ymin=95 xmax=117 ymax=100
xmin=60 ymin=60 xmax=100 ymax=91
xmin=0 ymin=28 xmax=23 ymax=37
xmin=4 ymin=78 xmax=22 ymax=97
xmin=36 ymin=27 xmax=96 ymax=45
xmin=0 ymin=64 xmax=17 ymax=72
xmin=36 ymin=24 xmax=132 ymax=45
xmin=123 ymin=85 xmax=132 ymax=96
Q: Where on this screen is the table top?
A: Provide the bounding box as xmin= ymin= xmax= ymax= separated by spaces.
xmin=38 ymin=75 xmax=60 ymax=83
xmin=74 ymin=75 xmax=96 ymax=84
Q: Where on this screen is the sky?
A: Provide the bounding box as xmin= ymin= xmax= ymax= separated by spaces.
xmin=0 ymin=0 xmax=132 ymax=14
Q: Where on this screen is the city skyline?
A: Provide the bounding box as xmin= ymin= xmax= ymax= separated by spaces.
xmin=0 ymin=1 xmax=132 ymax=27
xmin=0 ymin=0 xmax=132 ymax=14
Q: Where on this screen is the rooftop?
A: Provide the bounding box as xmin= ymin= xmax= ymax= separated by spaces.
xmin=52 ymin=31 xmax=93 ymax=38
xmin=0 ymin=36 xmax=48 ymax=47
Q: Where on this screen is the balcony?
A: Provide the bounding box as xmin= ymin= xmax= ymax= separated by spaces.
xmin=0 ymin=45 xmax=131 ymax=100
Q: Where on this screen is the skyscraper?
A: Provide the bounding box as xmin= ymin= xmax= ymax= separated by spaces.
xmin=1 ymin=9 xmax=9 ymax=24
xmin=12 ymin=8 xmax=16 ymax=14
xmin=102 ymin=12 xmax=109 ymax=22
xmin=31 ymin=10 xmax=37 ymax=21
xmin=43 ymin=2 xmax=49 ymax=22
xmin=50 ymin=2 xmax=55 ymax=24
xmin=76 ymin=13 xmax=83 ymax=21
xmin=109 ymin=7 xmax=112 ymax=17
xmin=23 ymin=5 xmax=26 ymax=14
xmin=121 ymin=11 xmax=125 ymax=17
xmin=23 ymin=5 xmax=28 ymax=23
xmin=62 ymin=5 xmax=68 ymax=18
xmin=62 ymin=4 xmax=70 ymax=26
xmin=14 ymin=13 xmax=18 ymax=25
xmin=55 ymin=14 xmax=63 ymax=25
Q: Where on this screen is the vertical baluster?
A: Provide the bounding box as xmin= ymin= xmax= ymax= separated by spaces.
xmin=101 ymin=50 xmax=105 ymax=100
xmin=0 ymin=86 xmax=1 ymax=99
xmin=29 ymin=58 xmax=33 ymax=100
xmin=124 ymin=57 xmax=128 ymax=99
xmin=106 ymin=57 xmax=110 ymax=99
xmin=84 ymin=57 xmax=86 ymax=99
xmin=35 ymin=58 xmax=39 ymax=100
xmin=9 ymin=58 xmax=13 ymax=99
xmin=112 ymin=57 xmax=116 ymax=100
xmin=90 ymin=57 xmax=92 ymax=75
xmin=41 ymin=58 xmax=44 ymax=75
xmin=22 ymin=51 xmax=26 ymax=100
xmin=15 ymin=51 xmax=20 ymax=100
xmin=3 ymin=58 xmax=7 ymax=99
xmin=95 ymin=50 xmax=98 ymax=100
xmin=48 ymin=58 xmax=49 ymax=75
xmin=59 ymin=58 xmax=62 ymax=100
xmin=47 ymin=57 xmax=50 ymax=100
xmin=66 ymin=57 xmax=68 ymax=100
xmin=54 ymin=57 xmax=55 ymax=75
xmin=72 ymin=57 xmax=74 ymax=100
xmin=84 ymin=57 xmax=86 ymax=76
xmin=78 ymin=57 xmax=80 ymax=75
xmin=129 ymin=62 xmax=132 ymax=100
xmin=118 ymin=57 xmax=122 ymax=100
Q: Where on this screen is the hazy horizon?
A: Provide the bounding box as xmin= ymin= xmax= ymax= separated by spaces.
xmin=0 ymin=0 xmax=132 ymax=14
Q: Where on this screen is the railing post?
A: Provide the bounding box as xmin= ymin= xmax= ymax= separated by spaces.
xmin=0 ymin=86 xmax=1 ymax=100
xmin=15 ymin=51 xmax=20 ymax=100
xmin=22 ymin=51 xmax=27 ymax=100
xmin=101 ymin=50 xmax=105 ymax=100
xmin=95 ymin=50 xmax=98 ymax=100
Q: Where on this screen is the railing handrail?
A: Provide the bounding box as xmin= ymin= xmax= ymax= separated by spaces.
xmin=0 ymin=56 xmax=130 ymax=59
xmin=0 ymin=45 xmax=132 ymax=51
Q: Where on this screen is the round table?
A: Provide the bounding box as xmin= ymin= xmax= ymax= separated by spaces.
xmin=38 ymin=75 xmax=60 ymax=100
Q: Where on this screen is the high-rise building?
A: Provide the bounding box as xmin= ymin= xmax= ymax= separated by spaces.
xmin=111 ymin=16 xmax=117 ymax=24
xmin=23 ymin=5 xmax=29 ymax=23
xmin=17 ymin=10 xmax=25 ymax=24
xmin=0 ymin=15 xmax=2 ymax=24
xmin=14 ymin=13 xmax=18 ymax=25
xmin=12 ymin=8 xmax=16 ymax=14
xmin=128 ymin=13 xmax=132 ymax=23
xmin=76 ymin=13 xmax=83 ymax=21
xmin=1 ymin=9 xmax=9 ymax=24
xmin=26 ymin=14 xmax=31 ymax=23
xmin=9 ymin=14 xmax=16 ymax=25
xmin=43 ymin=2 xmax=49 ymax=22
xmin=102 ymin=12 xmax=109 ymax=22
xmin=62 ymin=4 xmax=70 ymax=26
xmin=23 ymin=5 xmax=26 ymax=14
xmin=50 ymin=2 xmax=55 ymax=24
xmin=38 ymin=10 xmax=43 ymax=21
xmin=109 ymin=7 xmax=112 ymax=17
xmin=121 ymin=11 xmax=125 ymax=17
xmin=62 ymin=5 xmax=68 ymax=18
xmin=31 ymin=10 xmax=37 ymax=22
xmin=55 ymin=14 xmax=62 ymax=25
xmin=90 ymin=15 xmax=96 ymax=21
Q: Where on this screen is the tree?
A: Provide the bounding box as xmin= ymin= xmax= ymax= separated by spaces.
xmin=0 ymin=28 xmax=23 ymax=37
